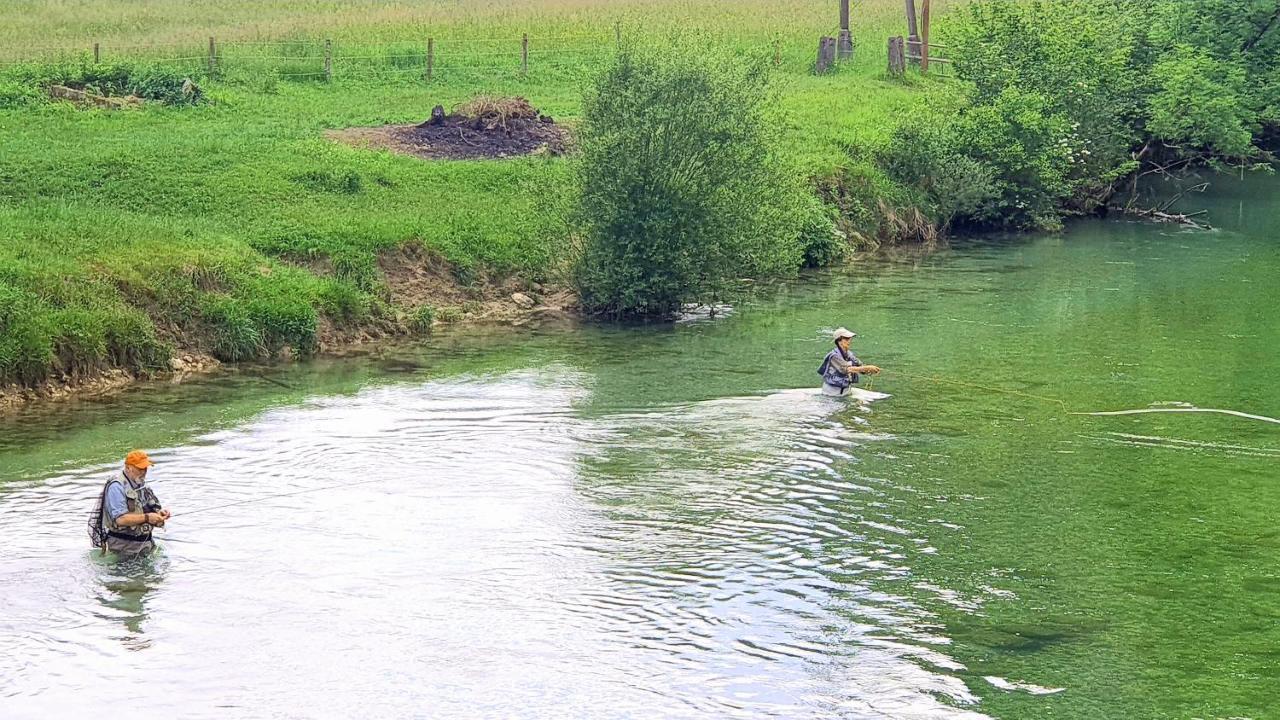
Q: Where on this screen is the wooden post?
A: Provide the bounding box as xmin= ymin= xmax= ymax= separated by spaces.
xmin=324 ymin=39 xmax=332 ymax=81
xmin=207 ymin=37 xmax=216 ymax=77
xmin=816 ymin=36 xmax=837 ymax=74
xmin=94 ymin=42 xmax=100 ymax=63
xmin=774 ymin=38 xmax=782 ymax=67
xmin=614 ymin=22 xmax=622 ymax=45
xmin=426 ymin=37 xmax=434 ymax=81
xmin=838 ymin=0 xmax=853 ymax=59
xmin=521 ymin=33 xmax=528 ymax=75
xmin=888 ymin=36 xmax=906 ymax=77
xmin=905 ymin=0 xmax=921 ymax=65
xmin=920 ymin=0 xmax=931 ymax=73
xmin=838 ymin=30 xmax=853 ymax=60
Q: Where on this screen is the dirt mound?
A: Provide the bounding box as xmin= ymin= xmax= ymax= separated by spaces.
xmin=327 ymin=96 xmax=569 ymax=161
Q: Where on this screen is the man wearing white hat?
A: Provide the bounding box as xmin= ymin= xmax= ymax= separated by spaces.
xmin=818 ymin=327 xmax=880 ymax=396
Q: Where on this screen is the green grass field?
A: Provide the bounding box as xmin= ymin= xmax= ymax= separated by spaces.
xmin=0 ymin=0 xmax=965 ymax=390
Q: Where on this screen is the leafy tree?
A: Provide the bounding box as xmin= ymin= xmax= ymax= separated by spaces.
xmin=573 ymin=39 xmax=813 ymax=318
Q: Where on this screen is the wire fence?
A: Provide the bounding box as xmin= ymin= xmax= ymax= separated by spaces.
xmin=0 ymin=31 xmax=951 ymax=83
xmin=0 ymin=34 xmax=628 ymax=82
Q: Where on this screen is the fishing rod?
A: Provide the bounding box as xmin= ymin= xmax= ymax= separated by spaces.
xmin=170 ymin=476 xmax=387 ymax=519
xmin=885 ymin=370 xmax=1069 ymax=411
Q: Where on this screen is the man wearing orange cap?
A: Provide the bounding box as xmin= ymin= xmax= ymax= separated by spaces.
xmin=91 ymin=450 xmax=170 ymax=555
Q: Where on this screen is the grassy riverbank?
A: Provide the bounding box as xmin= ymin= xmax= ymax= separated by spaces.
xmin=0 ymin=0 xmax=969 ymax=396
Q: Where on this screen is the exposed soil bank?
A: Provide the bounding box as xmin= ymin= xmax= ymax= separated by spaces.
xmin=0 ymin=247 xmax=580 ymax=413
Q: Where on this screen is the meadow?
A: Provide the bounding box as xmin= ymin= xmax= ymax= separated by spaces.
xmin=0 ymin=0 xmax=965 ymax=390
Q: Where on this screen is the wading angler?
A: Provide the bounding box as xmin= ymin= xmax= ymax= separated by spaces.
xmin=87 ymin=450 xmax=171 ymax=556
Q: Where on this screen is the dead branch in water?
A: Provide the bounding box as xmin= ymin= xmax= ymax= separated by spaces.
xmin=1118 ymin=205 xmax=1212 ymax=230
xmin=1114 ymin=181 xmax=1213 ymax=229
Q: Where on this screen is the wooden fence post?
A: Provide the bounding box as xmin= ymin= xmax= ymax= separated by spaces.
xmin=324 ymin=39 xmax=332 ymax=81
xmin=920 ymin=0 xmax=931 ymax=73
xmin=888 ymin=36 xmax=906 ymax=77
xmin=838 ymin=0 xmax=853 ymax=59
xmin=774 ymin=38 xmax=782 ymax=67
xmin=905 ymin=0 xmax=921 ymax=65
xmin=816 ymin=36 xmax=836 ymax=74
xmin=94 ymin=42 xmax=100 ymax=63
xmin=521 ymin=33 xmax=528 ymax=75
xmin=426 ymin=37 xmax=434 ymax=81
xmin=615 ymin=22 xmax=622 ymax=45
xmin=207 ymin=37 xmax=217 ymax=77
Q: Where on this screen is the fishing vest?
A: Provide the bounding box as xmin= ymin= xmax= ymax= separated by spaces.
xmin=101 ymin=475 xmax=160 ymax=543
xmin=818 ymin=348 xmax=860 ymax=389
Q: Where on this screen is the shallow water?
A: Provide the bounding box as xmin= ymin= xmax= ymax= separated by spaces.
xmin=1 ymin=175 xmax=1277 ymax=719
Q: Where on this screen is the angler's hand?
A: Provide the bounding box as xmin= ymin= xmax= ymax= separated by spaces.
xmin=159 ymin=509 xmax=171 ymax=521
xmin=863 ymin=365 xmax=881 ymax=375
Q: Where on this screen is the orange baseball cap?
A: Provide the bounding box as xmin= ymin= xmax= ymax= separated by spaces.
xmin=124 ymin=450 xmax=155 ymax=469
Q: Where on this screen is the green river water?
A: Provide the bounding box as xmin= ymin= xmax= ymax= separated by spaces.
xmin=1 ymin=175 xmax=1277 ymax=719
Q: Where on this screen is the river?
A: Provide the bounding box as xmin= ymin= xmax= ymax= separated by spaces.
xmin=1 ymin=175 xmax=1277 ymax=719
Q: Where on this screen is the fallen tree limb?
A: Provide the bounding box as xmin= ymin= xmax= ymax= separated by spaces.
xmin=1115 ymin=205 xmax=1213 ymax=230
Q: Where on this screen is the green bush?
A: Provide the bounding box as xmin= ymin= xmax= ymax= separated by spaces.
xmin=331 ymin=249 xmax=378 ymax=292
xmin=1148 ymin=47 xmax=1255 ymax=158
xmin=99 ymin=306 xmax=170 ymax=371
xmin=50 ymin=308 xmax=109 ymax=372
xmin=935 ymin=0 xmax=1280 ymax=229
xmin=0 ymin=80 xmax=41 ymax=108
xmin=0 ymin=285 xmax=53 ymax=385
xmin=797 ymin=197 xmax=846 ymax=268
xmin=879 ymin=121 xmax=999 ymax=230
xmin=409 ymin=305 xmax=436 ymax=335
xmin=573 ymin=38 xmax=809 ymax=318
xmin=202 ymin=297 xmax=263 ymax=361
xmin=317 ymin=279 xmax=371 ymax=322
xmin=12 ymin=60 xmax=204 ymax=106
xmin=246 ymin=292 xmax=318 ymax=356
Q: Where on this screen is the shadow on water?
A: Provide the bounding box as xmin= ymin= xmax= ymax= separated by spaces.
xmin=89 ymin=551 xmax=167 ymax=651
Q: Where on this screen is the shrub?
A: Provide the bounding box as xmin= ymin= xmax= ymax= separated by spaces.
xmin=409 ymin=305 xmax=436 ymax=335
xmin=796 ymin=197 xmax=846 ymax=268
xmin=331 ymin=249 xmax=378 ymax=292
xmin=573 ymin=38 xmax=809 ymax=318
xmin=246 ymin=292 xmax=318 ymax=356
xmin=1148 ymin=47 xmax=1255 ymax=158
xmin=0 ymin=80 xmax=41 ymax=109
xmin=935 ymin=0 xmax=1280 ymax=228
xmin=202 ymin=297 xmax=263 ymax=362
xmin=879 ymin=121 xmax=999 ymax=229
xmin=317 ymin=279 xmax=371 ymax=322
xmin=11 ymin=60 xmax=204 ymax=106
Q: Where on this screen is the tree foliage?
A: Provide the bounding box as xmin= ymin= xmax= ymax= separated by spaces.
xmin=882 ymin=0 xmax=1280 ymax=231
xmin=573 ymin=39 xmax=818 ymax=318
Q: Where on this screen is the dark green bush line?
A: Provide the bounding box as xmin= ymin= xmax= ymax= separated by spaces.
xmin=875 ymin=0 xmax=1280 ymax=233
xmin=0 ymin=59 xmax=204 ymax=107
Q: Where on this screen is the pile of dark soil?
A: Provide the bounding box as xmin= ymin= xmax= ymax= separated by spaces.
xmin=326 ymin=96 xmax=569 ymax=160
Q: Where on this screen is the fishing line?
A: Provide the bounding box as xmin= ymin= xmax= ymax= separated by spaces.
xmin=1069 ymin=407 xmax=1280 ymax=425
xmin=886 ymin=371 xmax=1278 ymax=426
